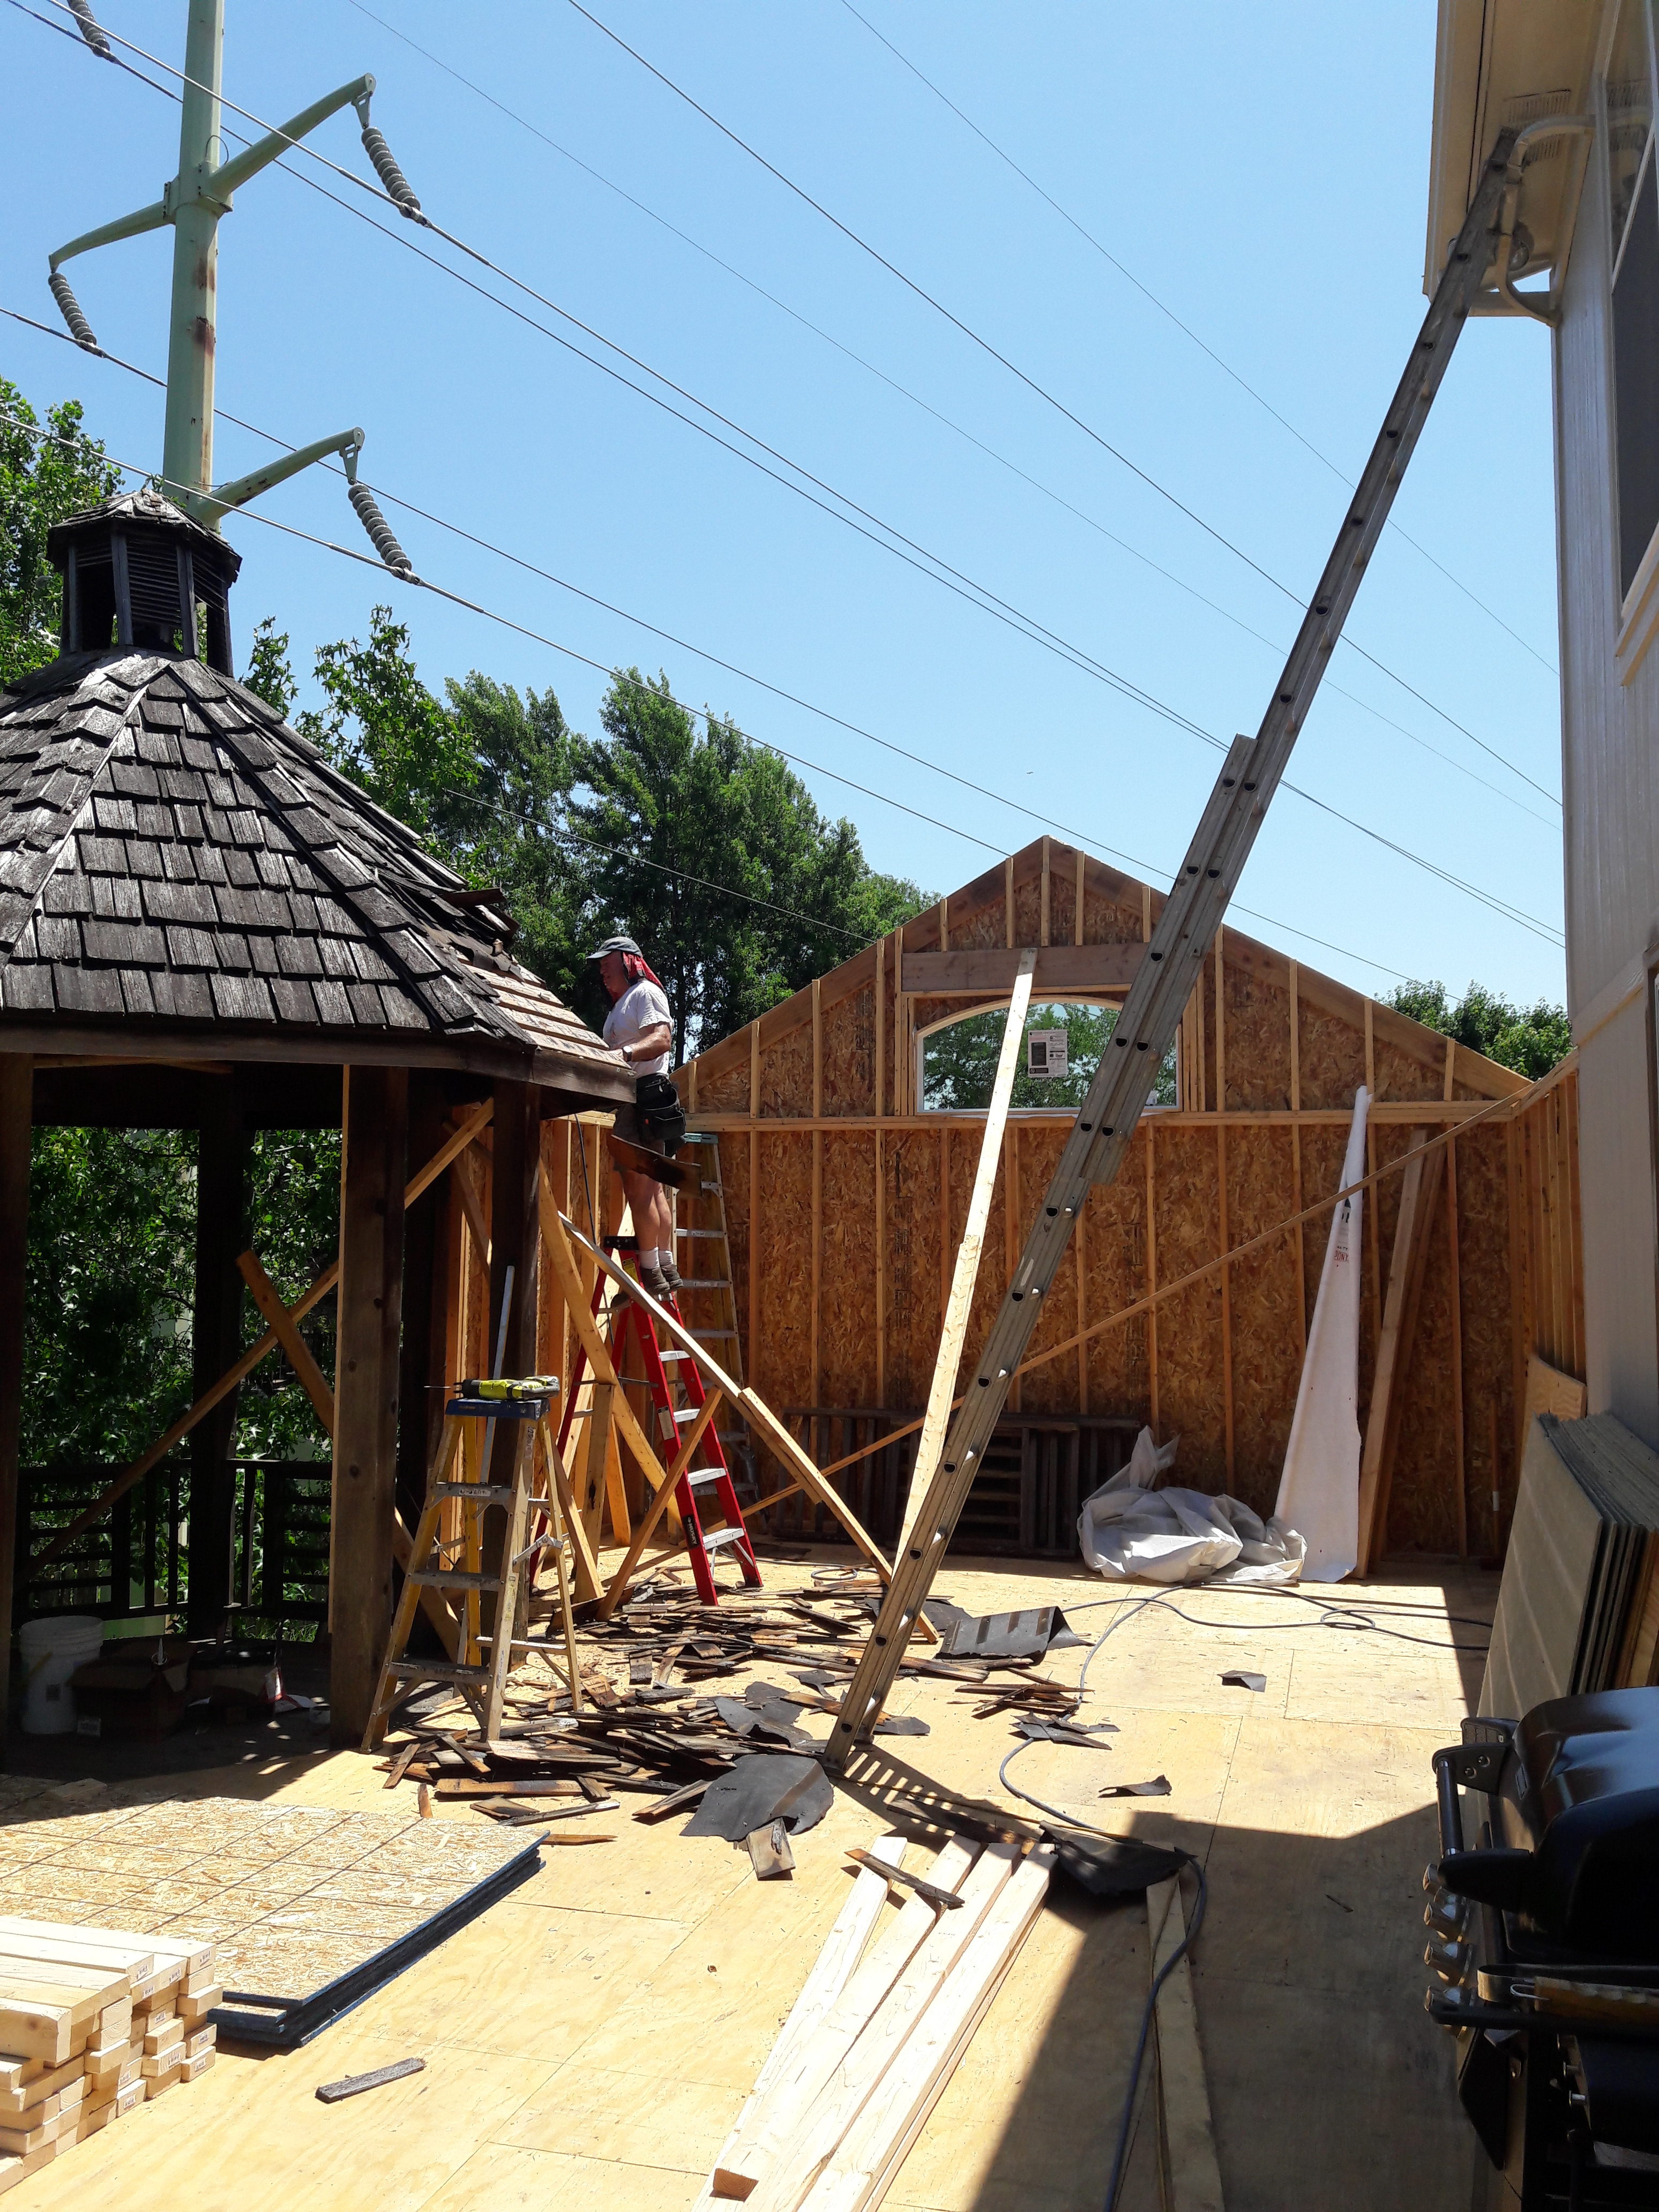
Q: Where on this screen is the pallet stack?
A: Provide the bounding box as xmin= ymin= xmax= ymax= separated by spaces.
xmin=0 ymin=1915 xmax=219 ymax=2189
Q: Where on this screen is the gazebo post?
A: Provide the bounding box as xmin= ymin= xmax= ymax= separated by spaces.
xmin=0 ymin=1056 xmax=29 ymax=1735
xmin=481 ymin=1080 xmax=540 ymax=1647
xmin=395 ymin=1073 xmax=450 ymax=1527
xmin=331 ymin=1065 xmax=408 ymax=1745
xmin=186 ymin=1092 xmax=249 ymax=1639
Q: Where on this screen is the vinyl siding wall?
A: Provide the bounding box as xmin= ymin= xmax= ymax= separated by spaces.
xmin=1555 ymin=109 xmax=1659 ymax=1441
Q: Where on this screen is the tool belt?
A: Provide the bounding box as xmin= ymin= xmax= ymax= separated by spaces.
xmin=634 ymin=1072 xmax=686 ymax=1155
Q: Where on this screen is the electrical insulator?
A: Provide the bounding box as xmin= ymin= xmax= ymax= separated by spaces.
xmin=361 ymin=128 xmax=422 ymax=218
xmin=48 ymin=272 xmax=98 ymax=350
xmin=348 ymin=482 xmax=413 ymax=577
xmin=66 ymin=0 xmax=112 ymax=58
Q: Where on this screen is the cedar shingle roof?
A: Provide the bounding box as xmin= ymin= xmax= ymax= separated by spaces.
xmin=0 ymin=646 xmax=631 ymax=1101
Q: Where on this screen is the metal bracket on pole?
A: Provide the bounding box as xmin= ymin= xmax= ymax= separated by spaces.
xmin=821 ymin=128 xmax=1522 ymax=1772
xmin=40 ymin=3 xmax=426 ymax=532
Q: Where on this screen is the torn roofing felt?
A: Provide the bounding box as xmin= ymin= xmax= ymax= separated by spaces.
xmin=0 ymin=646 xmax=634 ymax=1099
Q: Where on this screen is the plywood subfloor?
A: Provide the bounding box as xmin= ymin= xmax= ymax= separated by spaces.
xmin=4 ymin=1553 xmax=1494 ymax=2212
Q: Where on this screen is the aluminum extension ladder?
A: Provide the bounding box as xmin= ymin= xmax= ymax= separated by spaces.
xmin=559 ymin=1239 xmax=761 ymax=1605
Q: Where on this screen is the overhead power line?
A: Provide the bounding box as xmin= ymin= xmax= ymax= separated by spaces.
xmin=5 ymin=10 xmax=1564 ymax=947
xmin=564 ymin=0 xmax=1561 ymax=800
xmin=836 ymin=0 xmax=1558 ymax=678
xmin=0 ymin=395 xmax=1429 ymax=977
xmin=23 ymin=0 xmax=1557 ymax=828
xmin=0 ymin=315 xmax=1563 ymax=958
xmin=332 ymin=0 xmax=1555 ymax=830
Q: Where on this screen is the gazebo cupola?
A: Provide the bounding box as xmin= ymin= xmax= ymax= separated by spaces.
xmin=47 ymin=488 xmax=242 ymax=673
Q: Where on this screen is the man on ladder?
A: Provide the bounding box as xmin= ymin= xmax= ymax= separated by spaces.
xmin=592 ymin=935 xmax=685 ymax=1302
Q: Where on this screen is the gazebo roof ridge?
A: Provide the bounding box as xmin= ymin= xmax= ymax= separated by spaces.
xmin=0 ymin=641 xmax=630 ymax=1100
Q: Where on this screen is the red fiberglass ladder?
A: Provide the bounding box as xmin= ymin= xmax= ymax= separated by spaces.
xmin=558 ymin=1238 xmax=761 ymax=1605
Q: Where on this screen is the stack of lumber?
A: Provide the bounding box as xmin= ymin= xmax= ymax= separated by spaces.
xmin=1484 ymin=1411 xmax=1659 ymax=1720
xmin=0 ymin=1916 xmax=218 ymax=2191
xmin=699 ymin=1829 xmax=1053 ymax=2211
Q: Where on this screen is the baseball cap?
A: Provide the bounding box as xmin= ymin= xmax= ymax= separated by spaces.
xmin=589 ymin=935 xmax=641 ymax=960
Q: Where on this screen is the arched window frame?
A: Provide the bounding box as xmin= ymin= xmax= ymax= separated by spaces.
xmin=913 ymin=991 xmax=1180 ymax=1115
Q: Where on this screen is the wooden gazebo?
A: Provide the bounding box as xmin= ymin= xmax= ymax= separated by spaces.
xmin=0 ymin=489 xmax=635 ymax=1740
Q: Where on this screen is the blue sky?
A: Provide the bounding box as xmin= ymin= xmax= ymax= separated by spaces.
xmin=1 ymin=1 xmax=1565 ymax=1006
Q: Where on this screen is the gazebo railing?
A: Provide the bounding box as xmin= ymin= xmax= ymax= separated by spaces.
xmin=17 ymin=1460 xmax=330 ymax=1627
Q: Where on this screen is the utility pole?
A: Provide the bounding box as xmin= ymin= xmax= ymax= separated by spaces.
xmin=47 ymin=0 xmax=420 ymax=561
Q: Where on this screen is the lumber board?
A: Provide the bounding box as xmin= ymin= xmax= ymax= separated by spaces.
xmin=1147 ymin=1876 xmax=1223 ymax=2212
xmin=699 ymin=1835 xmax=910 ymax=2204
xmin=796 ymin=1844 xmax=1055 ymax=2212
xmin=899 ymin=945 xmax=1142 ymax=996
xmin=711 ymin=1839 xmax=978 ymax=2203
xmin=737 ymin=1843 xmax=1022 ymax=2212
xmin=1357 ymin=1133 xmax=1445 ymax=1574
xmin=237 ymin=1247 xmax=335 ymax=1431
xmin=897 ymin=955 xmax=1035 ymax=1560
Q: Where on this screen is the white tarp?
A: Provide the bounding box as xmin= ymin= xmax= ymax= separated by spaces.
xmin=1272 ymin=1085 xmax=1371 ymax=1582
xmin=1077 ymin=1428 xmax=1306 ymax=1588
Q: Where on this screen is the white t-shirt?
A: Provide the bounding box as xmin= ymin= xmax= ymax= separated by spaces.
xmin=603 ymin=978 xmax=672 ymax=1077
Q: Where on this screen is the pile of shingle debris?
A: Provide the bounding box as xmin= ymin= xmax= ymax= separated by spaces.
xmin=372 ymin=1571 xmax=1063 ymax=1843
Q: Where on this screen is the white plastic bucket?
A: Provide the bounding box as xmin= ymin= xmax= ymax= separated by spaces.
xmin=18 ymin=1615 xmax=104 ymax=1735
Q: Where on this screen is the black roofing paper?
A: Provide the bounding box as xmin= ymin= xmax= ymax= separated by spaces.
xmin=1044 ymin=1829 xmax=1186 ymax=1900
xmin=683 ymin=1754 xmax=833 ymax=1840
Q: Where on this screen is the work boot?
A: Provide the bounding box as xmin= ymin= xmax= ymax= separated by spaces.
xmin=640 ymin=1261 xmax=672 ymax=1302
xmin=661 ymin=1254 xmax=684 ymax=1296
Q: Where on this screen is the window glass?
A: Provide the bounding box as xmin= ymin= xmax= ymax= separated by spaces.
xmin=1609 ymin=0 xmax=1655 ymax=258
xmin=1614 ymin=147 xmax=1659 ymax=597
xmin=920 ymin=1000 xmax=1176 ymax=1112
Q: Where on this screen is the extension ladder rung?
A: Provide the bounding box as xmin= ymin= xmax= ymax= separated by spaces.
xmin=432 ymin=1482 xmax=512 ymax=1500
xmin=408 ymin=1568 xmax=500 ymax=1591
xmin=690 ymin=1327 xmax=738 ymax=1340
xmin=677 ymin=1278 xmax=731 ymax=1291
xmin=675 ymin=1228 xmax=722 ymax=1239
xmin=699 ymin=1180 xmax=721 ymax=1192
xmin=386 ymin=1659 xmax=490 ymax=1683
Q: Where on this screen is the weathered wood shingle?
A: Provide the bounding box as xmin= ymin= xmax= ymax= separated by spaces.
xmin=0 ymin=649 xmax=631 ymax=1101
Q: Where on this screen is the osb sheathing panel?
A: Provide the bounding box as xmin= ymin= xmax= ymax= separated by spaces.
xmin=822 ymin=982 xmax=876 ymax=1116
xmin=1451 ymin=1123 xmax=1515 ymax=1556
xmin=697 ymin=1058 xmax=751 ymax=1114
xmin=1083 ymin=889 xmax=1146 ymax=945
xmin=953 ymin=894 xmax=1007 ymax=950
xmin=1373 ymin=1034 xmax=1444 ymax=1104
xmin=1014 ymin=877 xmax=1043 ymax=947
xmin=719 ymin=1130 xmax=753 ymax=1380
xmin=1049 ymin=866 xmax=1077 ymax=948
xmin=1084 ymin=1133 xmax=1150 ymax=1423
xmin=1223 ymin=1126 xmax=1303 ymax=1515
xmin=1387 ymin=1172 xmax=1462 ymax=1555
xmin=1149 ymin=1124 xmax=1227 ymax=1489
xmin=883 ymin=1129 xmax=946 ymax=1408
xmin=1222 ymin=957 xmax=1294 ymax=1112
xmin=759 ymin=1021 xmax=812 ymax=1119
xmin=750 ymin=1129 xmax=813 ymax=1404
xmin=1014 ymin=1127 xmax=1083 ymax=1414
xmin=819 ymin=1130 xmax=878 ymax=1404
xmin=1297 ymin=989 xmax=1370 ymax=1112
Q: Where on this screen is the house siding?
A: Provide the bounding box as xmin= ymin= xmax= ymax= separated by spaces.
xmin=1554 ymin=112 xmax=1659 ymax=1441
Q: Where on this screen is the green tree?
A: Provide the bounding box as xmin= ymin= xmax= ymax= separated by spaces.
xmin=0 ymin=378 xmax=121 ymax=689
xmin=242 ymin=615 xmax=297 ymax=720
xmin=922 ymin=1000 xmax=1176 ymax=1111
xmin=1387 ymin=978 xmax=1572 ymax=1080
xmin=295 ymin=604 xmax=479 ymax=844
xmin=570 ymin=670 xmax=929 ymax=1058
